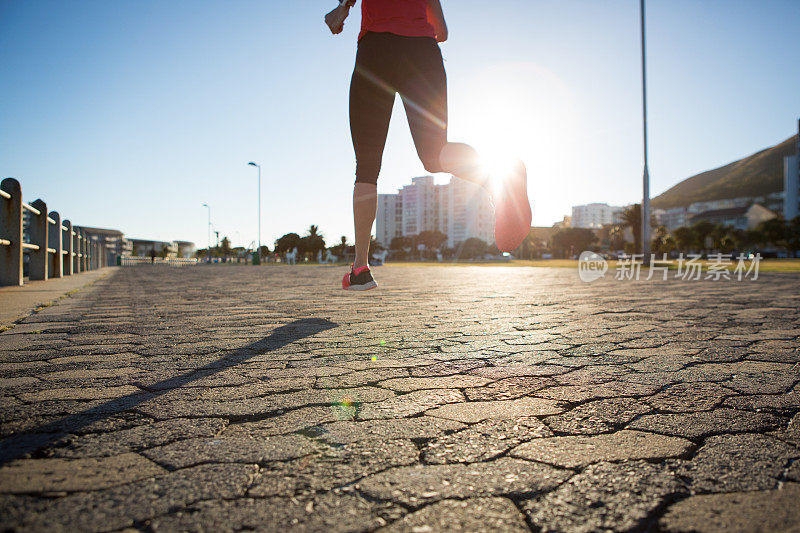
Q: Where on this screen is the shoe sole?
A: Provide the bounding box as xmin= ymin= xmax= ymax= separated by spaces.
xmin=495 ymin=160 xmax=531 ymax=252
xmin=343 ymin=281 xmax=377 ymax=291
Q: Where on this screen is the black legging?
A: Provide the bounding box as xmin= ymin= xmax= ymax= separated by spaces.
xmin=349 ymin=31 xmax=447 ymax=184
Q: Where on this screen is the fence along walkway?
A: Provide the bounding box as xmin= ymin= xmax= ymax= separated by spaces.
xmin=119 ymin=256 xmax=197 ymax=267
xmin=1 ymin=177 xmax=106 ymax=286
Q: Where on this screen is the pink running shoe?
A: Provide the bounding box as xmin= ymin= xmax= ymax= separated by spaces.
xmin=342 ymin=265 xmax=377 ymax=291
xmin=493 ymin=159 xmax=532 ymax=252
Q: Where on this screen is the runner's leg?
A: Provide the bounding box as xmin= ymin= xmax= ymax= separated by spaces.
xmin=350 ymin=33 xmax=397 ymax=270
xmin=399 ymin=37 xmax=487 ymax=187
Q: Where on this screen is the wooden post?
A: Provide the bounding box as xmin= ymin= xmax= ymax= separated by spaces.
xmin=29 ymin=199 xmax=48 ymax=280
xmin=0 ymin=178 xmax=23 ymax=286
xmin=48 ymin=211 xmax=63 ymax=278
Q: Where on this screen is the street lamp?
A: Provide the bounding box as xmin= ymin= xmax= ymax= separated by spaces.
xmin=640 ymin=0 xmax=651 ymax=264
xmin=248 ymin=162 xmax=261 ymax=261
xmin=202 ymin=203 xmax=211 ymax=261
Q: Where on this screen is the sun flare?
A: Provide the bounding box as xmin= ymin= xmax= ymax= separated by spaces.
xmin=452 ymin=62 xmax=579 ymax=206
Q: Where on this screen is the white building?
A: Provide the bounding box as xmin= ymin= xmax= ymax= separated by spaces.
xmin=571 ymin=203 xmax=624 ymax=228
xmin=446 ymin=177 xmax=494 ymax=248
xmin=376 ymin=175 xmax=494 ymax=249
xmin=376 ymin=194 xmax=403 ymax=249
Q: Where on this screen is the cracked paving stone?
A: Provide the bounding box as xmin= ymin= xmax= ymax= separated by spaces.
xmin=463 ymin=376 xmax=558 ymax=401
xmin=141 ymin=434 xmax=319 ymax=469
xmin=422 ymin=417 xmax=552 ymax=464
xmin=543 ymin=397 xmax=652 ymax=435
xmin=46 ymin=417 xmax=228 ymax=458
xmin=356 ymin=457 xmax=571 ymax=506
xmin=723 ymin=387 xmax=800 ymax=414
xmin=377 ymin=497 xmax=529 ymax=533
xmin=425 ymin=397 xmax=563 ymax=423
xmin=220 ymin=406 xmax=344 ymax=438
xmin=137 ymin=386 xmax=393 ymax=419
xmin=510 ymin=430 xmax=693 ymax=468
xmin=147 ymin=491 xmax=405 ymax=533
xmin=248 ymin=438 xmax=418 ymax=496
xmin=357 ymin=389 xmax=465 ymax=420
xmin=645 ymin=382 xmax=734 ymax=412
xmin=0 ymin=463 xmax=257 ymax=532
xmin=627 ymin=408 xmax=787 ymax=440
xmin=659 ymin=482 xmax=800 ymax=533
xmin=521 ymin=460 xmax=684 ymax=533
xmin=315 ymin=416 xmax=466 ymax=444
xmin=377 ymin=375 xmax=493 ymax=392
xmin=0 ymin=453 xmax=165 ymax=493
xmin=675 ymin=433 xmax=800 ymax=492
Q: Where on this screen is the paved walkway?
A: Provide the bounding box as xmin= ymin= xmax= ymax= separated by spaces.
xmin=0 ymin=264 xmax=798 ymax=532
xmin=0 ymin=267 xmax=116 ymax=327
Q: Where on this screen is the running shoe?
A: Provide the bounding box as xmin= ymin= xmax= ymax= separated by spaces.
xmin=493 ymin=159 xmax=532 ymax=252
xmin=342 ymin=265 xmax=377 ymax=291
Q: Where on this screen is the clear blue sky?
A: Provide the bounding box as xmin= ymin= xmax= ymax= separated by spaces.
xmin=1 ymin=0 xmax=798 ymax=250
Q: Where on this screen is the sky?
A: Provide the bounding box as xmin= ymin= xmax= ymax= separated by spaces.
xmin=1 ymin=0 xmax=799 ymax=250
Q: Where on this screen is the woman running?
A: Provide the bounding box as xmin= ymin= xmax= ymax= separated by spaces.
xmin=326 ymin=0 xmax=531 ymax=290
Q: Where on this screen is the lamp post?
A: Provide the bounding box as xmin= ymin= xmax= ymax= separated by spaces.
xmin=202 ymin=203 xmax=211 ymax=262
xmin=248 ymin=162 xmax=261 ymax=261
xmin=640 ymin=0 xmax=651 ymax=264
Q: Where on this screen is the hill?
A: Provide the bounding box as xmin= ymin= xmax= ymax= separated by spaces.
xmin=651 ymin=134 xmax=798 ymax=209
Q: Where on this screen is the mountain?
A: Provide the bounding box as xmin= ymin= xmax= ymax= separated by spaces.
xmin=651 ymin=134 xmax=798 ymax=209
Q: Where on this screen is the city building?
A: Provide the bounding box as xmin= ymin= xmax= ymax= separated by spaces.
xmin=571 ymin=203 xmax=624 ymax=228
xmin=77 ymin=226 xmax=131 ymax=266
xmin=446 ymin=176 xmax=494 ymax=248
xmin=376 ymin=175 xmax=494 ymax=249
xmin=174 ymin=241 xmax=196 ymax=258
xmin=129 ymin=239 xmax=178 ymax=258
xmin=689 ymin=204 xmax=777 ymax=230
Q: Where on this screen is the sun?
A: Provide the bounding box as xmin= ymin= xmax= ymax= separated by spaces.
xmin=451 ymin=61 xmax=579 ymax=201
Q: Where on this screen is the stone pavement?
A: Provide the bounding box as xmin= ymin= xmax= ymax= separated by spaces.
xmin=0 ymin=264 xmax=798 ymax=532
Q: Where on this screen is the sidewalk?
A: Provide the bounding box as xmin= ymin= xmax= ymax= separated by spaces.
xmin=0 ymin=267 xmax=117 ymax=327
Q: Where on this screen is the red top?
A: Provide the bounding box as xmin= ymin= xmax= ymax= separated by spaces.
xmin=358 ymin=0 xmax=436 ymax=41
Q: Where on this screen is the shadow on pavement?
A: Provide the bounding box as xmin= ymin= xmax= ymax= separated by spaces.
xmin=0 ymin=318 xmax=338 ymax=466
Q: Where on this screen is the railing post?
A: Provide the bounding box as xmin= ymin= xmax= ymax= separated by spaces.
xmin=63 ymin=220 xmax=73 ymax=276
xmin=29 ymin=199 xmax=48 ymax=280
xmin=0 ymin=178 xmax=23 ymax=286
xmin=80 ymin=230 xmax=87 ymax=272
xmin=48 ymin=211 xmax=63 ymax=278
xmin=72 ymin=228 xmax=80 ymax=273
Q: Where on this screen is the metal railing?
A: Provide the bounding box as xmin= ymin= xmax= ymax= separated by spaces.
xmin=1 ymin=177 xmax=107 ymax=286
xmin=119 ymin=256 xmax=198 ymax=267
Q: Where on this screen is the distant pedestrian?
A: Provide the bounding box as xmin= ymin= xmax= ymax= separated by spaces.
xmin=149 ymin=249 xmax=156 ymax=264
xmin=326 ymin=0 xmax=531 ymax=291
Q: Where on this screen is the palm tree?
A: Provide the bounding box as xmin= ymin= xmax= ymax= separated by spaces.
xmin=620 ymin=204 xmax=642 ymax=252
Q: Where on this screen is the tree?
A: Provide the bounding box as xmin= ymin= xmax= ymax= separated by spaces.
xmin=788 ymin=217 xmax=800 ymax=257
xmin=757 ymin=218 xmax=788 ymax=250
xmin=390 ymin=236 xmax=413 ymax=251
xmin=455 ymin=238 xmax=488 ymax=259
xmin=651 ymin=226 xmax=676 ymax=255
xmin=550 ymin=228 xmax=597 ymax=258
xmin=691 ymin=220 xmax=715 ymax=253
xmin=275 ymin=233 xmax=302 ymax=254
xmin=416 ymin=230 xmax=447 ymax=251
xmin=330 ymin=236 xmax=349 ymax=257
xmin=672 ymin=226 xmax=695 ymax=252
xmin=620 ymin=204 xmax=642 ymax=252
xmin=609 ymin=225 xmax=626 ymax=251
xmin=220 ymin=237 xmax=232 ymax=256
xmin=302 ymin=225 xmax=326 ymax=257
